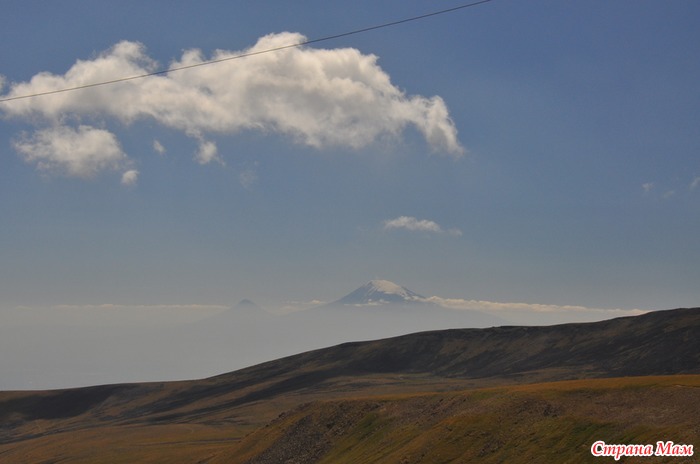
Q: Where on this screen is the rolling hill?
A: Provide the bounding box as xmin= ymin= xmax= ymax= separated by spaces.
xmin=0 ymin=307 xmax=698 ymax=463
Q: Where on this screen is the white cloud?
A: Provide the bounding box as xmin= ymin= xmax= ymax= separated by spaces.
xmin=13 ymin=125 xmax=129 ymax=178
xmin=1 ymin=35 xmax=465 ymax=180
xmin=690 ymin=176 xmax=700 ymax=191
xmin=194 ymin=137 xmax=220 ymax=165
xmin=642 ymin=182 xmax=654 ymax=193
xmin=383 ymin=216 xmax=462 ymax=236
xmin=384 ymin=216 xmax=441 ymax=233
xmin=153 ymin=139 xmax=166 ymax=155
xmin=662 ymin=190 xmax=675 ymax=199
xmin=424 ymin=295 xmax=647 ymax=325
xmin=121 ymin=169 xmax=139 ymax=186
xmin=424 ymin=296 xmax=644 ymax=315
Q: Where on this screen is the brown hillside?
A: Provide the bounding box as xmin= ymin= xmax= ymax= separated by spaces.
xmin=0 ymin=376 xmax=698 ymax=463
xmin=224 ymin=376 xmax=700 ymax=464
xmin=0 ymin=307 xmax=698 ymax=462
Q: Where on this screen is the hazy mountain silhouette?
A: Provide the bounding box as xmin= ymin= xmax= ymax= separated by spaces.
xmin=301 ymin=280 xmax=506 ymax=334
xmin=233 ymin=299 xmax=264 ymax=313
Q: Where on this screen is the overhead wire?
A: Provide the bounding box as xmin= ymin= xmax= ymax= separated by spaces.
xmin=0 ymin=0 xmax=493 ymax=104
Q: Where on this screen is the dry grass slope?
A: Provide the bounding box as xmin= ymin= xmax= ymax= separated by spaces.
xmin=1 ymin=376 xmax=698 ymax=463
xmin=220 ymin=376 xmax=700 ymax=464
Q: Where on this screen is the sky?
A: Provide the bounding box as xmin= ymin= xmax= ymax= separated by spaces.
xmin=1 ymin=0 xmax=700 ymax=321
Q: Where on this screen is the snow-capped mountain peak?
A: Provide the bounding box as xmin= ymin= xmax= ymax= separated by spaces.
xmin=367 ymin=280 xmax=407 ymax=294
xmin=334 ymin=280 xmax=425 ymax=306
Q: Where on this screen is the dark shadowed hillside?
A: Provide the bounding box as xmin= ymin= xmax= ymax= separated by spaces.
xmin=204 ymin=306 xmax=700 ymax=393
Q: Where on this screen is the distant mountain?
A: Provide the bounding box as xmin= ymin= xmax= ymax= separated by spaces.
xmin=232 ymin=299 xmax=263 ymax=313
xmin=305 ymin=280 xmax=505 ymax=330
xmin=333 ymin=280 xmax=426 ymax=306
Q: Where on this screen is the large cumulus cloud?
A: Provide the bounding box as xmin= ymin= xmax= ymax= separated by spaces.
xmin=1 ymin=33 xmax=465 ymax=183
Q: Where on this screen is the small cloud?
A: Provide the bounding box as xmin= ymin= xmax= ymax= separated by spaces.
xmin=424 ymin=296 xmax=647 ymax=317
xmin=0 ymin=74 xmax=5 ymax=92
xmin=383 ymin=216 xmax=462 ymax=236
xmin=153 ymin=139 xmax=166 ymax=155
xmin=239 ymin=167 xmax=258 ymax=189
xmin=662 ymin=190 xmax=676 ymax=199
xmin=384 ymin=216 xmax=442 ymax=233
xmin=194 ymin=137 xmax=221 ymax=165
xmin=690 ymin=176 xmax=700 ymax=191
xmin=121 ymin=169 xmax=139 ymax=186
xmin=13 ymin=125 xmax=129 ymax=179
xmin=642 ymin=182 xmax=654 ymax=193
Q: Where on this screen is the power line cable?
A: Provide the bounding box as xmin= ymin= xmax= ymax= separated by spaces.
xmin=0 ymin=0 xmax=493 ymax=104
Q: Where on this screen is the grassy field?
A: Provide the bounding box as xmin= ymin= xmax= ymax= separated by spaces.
xmin=1 ymin=375 xmax=698 ymax=463
xmin=221 ymin=375 xmax=700 ymax=464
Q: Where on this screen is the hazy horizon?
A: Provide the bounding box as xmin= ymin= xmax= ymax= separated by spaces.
xmin=0 ymin=278 xmax=660 ymax=390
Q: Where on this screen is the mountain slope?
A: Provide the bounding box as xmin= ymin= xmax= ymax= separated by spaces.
xmin=2 ymin=307 xmax=698 ymax=425
xmin=0 ymin=307 xmax=698 ymax=463
xmin=216 ymin=306 xmax=700 ymax=395
xmin=224 ymin=376 xmax=700 ymax=464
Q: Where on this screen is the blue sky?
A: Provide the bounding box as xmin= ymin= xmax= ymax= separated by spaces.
xmin=1 ymin=0 xmax=699 ymax=316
